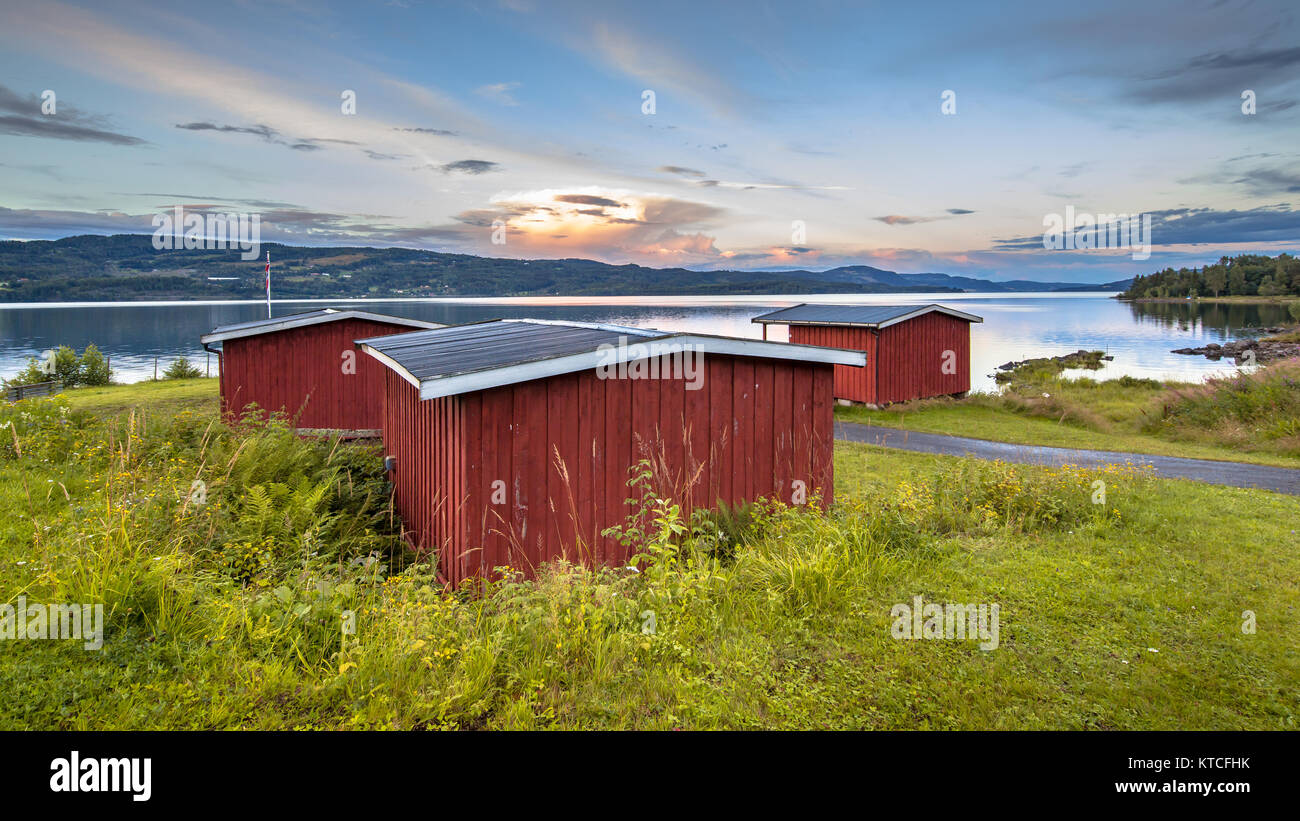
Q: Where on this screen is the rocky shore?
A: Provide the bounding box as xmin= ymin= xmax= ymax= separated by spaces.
xmin=994 ymin=350 xmax=1112 ymax=383
xmin=1172 ymin=336 xmax=1300 ymax=364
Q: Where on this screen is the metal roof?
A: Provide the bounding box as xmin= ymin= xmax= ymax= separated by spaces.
xmin=200 ymin=308 xmax=443 ymax=345
xmin=358 ymin=318 xmax=867 ymax=400
xmin=751 ymin=303 xmax=984 ymax=328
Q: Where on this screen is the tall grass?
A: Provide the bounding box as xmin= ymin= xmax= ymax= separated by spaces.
xmin=0 ymin=391 xmax=1167 ymax=729
xmin=1145 ymin=358 xmax=1300 ymax=455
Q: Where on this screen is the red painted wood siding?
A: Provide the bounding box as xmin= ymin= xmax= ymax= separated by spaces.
xmin=789 ymin=313 xmax=971 ymax=404
xmin=381 ymin=354 xmax=836 ymax=586
xmin=789 ymin=325 xmax=878 ymax=403
xmin=875 ymin=312 xmax=971 ymax=403
xmin=219 ymin=318 xmax=417 ymax=430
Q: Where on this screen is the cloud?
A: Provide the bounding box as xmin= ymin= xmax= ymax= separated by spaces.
xmin=177 ymin=122 xmax=361 ymax=154
xmin=0 ymin=115 xmax=145 ymax=145
xmin=0 ymin=84 xmax=144 ymax=145
xmin=110 ymin=192 xmax=300 ymax=209
xmin=1128 ymin=46 xmax=1300 ymax=104
xmin=289 ymin=137 xmax=361 ymax=152
xmin=1058 ymin=162 xmax=1090 ymax=179
xmin=554 ymin=194 xmax=625 ymax=207
xmin=0 ymin=2 xmax=543 ymax=180
xmin=438 ymin=159 xmax=500 ymax=174
xmin=430 ymin=188 xmax=729 ymax=263
xmin=586 ymin=21 xmax=753 ymax=119
xmin=784 ymin=142 xmax=836 ymax=157
xmin=694 ymin=179 xmax=851 ymax=192
xmin=878 ymin=209 xmax=975 ymax=225
xmin=394 ymin=126 xmax=457 ymax=136
xmin=992 ymin=204 xmax=1300 ymax=249
xmin=875 ymin=215 xmax=934 ymax=225
xmin=1183 ymin=158 xmax=1300 ymax=197
xmin=658 ymin=165 xmax=706 ymax=178
xmin=176 ymin=121 xmax=279 ymax=141
xmin=474 ymin=82 xmax=521 ymax=106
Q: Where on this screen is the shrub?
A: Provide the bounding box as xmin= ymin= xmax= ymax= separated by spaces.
xmin=162 ymin=357 xmax=203 ymax=379
xmin=79 ymin=344 xmax=112 ymax=386
xmin=5 ymin=357 xmax=51 ymax=388
xmin=50 ymin=346 xmax=80 ymax=386
xmin=3 ymin=344 xmax=113 ymax=388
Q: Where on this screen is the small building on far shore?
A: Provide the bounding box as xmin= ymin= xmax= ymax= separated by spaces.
xmin=201 ymin=309 xmax=442 ymax=433
xmin=752 ymin=303 xmax=983 ymax=406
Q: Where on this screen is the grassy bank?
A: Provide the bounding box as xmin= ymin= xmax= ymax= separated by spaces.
xmin=1 ymin=381 xmax=1296 ymax=729
xmin=838 ymin=360 xmax=1300 ymax=468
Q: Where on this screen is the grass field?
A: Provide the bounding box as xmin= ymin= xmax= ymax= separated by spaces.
xmin=837 ymin=363 xmax=1300 ymax=468
xmin=1 ymin=380 xmax=1296 ymax=729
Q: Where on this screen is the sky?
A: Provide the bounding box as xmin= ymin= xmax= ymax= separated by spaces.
xmin=1 ymin=0 xmax=1298 ymax=283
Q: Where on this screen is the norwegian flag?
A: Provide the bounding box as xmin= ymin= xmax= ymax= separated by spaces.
xmin=264 ymin=251 xmax=271 ymax=318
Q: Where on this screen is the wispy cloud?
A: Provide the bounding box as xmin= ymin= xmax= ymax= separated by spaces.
xmin=394 ymin=126 xmax=458 ymax=136
xmin=437 ymin=159 xmax=500 ymax=174
xmin=658 ymin=165 xmax=706 ymax=178
xmin=877 ymin=209 xmax=975 ymax=225
xmin=474 ymin=82 xmax=521 ymax=106
xmin=1128 ymin=46 xmax=1300 ymax=104
xmin=993 ymin=205 xmax=1300 ymax=249
xmin=0 ymin=84 xmax=144 ymax=145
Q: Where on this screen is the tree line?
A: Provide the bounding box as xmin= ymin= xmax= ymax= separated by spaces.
xmin=1121 ymin=254 xmax=1300 ymax=299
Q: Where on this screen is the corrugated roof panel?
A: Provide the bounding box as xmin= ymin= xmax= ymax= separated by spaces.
xmin=360 ymin=320 xmax=665 ymax=381
xmin=359 ymin=318 xmax=867 ymax=400
xmin=751 ymin=303 xmax=983 ymax=327
xmin=213 ymin=309 xmax=339 ymax=333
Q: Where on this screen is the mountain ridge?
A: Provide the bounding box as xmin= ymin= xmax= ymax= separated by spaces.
xmin=0 ymin=233 xmax=1131 ymax=302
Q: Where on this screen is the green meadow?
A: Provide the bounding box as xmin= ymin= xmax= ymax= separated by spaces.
xmin=1 ymin=379 xmax=1295 ymax=729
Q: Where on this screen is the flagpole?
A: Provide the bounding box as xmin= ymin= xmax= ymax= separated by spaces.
xmin=265 ymin=250 xmax=271 ymax=319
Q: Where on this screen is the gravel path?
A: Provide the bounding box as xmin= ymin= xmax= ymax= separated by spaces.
xmin=834 ymin=421 xmax=1300 ymax=495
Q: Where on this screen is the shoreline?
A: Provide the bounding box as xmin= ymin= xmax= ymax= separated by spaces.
xmin=1118 ymin=295 xmax=1300 ymax=305
xmin=0 ymin=291 xmax=1122 ymax=309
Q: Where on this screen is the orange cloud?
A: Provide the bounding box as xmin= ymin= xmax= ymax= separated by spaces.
xmin=456 ymin=188 xmax=728 ymax=264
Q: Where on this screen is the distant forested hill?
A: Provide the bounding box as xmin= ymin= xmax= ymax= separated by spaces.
xmin=1121 ymin=253 xmax=1300 ymax=299
xmin=0 ymin=233 xmax=1121 ymax=302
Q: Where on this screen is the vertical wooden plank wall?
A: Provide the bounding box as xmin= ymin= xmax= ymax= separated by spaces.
xmin=875 ymin=312 xmax=971 ymax=403
xmin=790 ymin=315 xmax=971 ymax=404
xmin=380 ymin=370 xmax=467 ymax=580
xmin=220 ymin=318 xmax=418 ymax=429
xmin=386 ymin=354 xmax=838 ymax=585
xmin=789 ymin=325 xmax=878 ymax=403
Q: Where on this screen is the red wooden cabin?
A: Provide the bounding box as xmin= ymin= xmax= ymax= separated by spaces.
xmin=752 ymin=304 xmax=982 ymax=406
xmin=201 ymin=309 xmax=441 ymax=432
xmin=358 ymin=319 xmax=865 ymax=585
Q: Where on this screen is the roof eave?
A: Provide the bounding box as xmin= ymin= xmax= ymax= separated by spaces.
xmin=203 ymin=311 xmax=444 ymax=344
xmin=363 ymin=333 xmax=867 ymax=401
xmin=752 ymin=303 xmax=984 ymax=328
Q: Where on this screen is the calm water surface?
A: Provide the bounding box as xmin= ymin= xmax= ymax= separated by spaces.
xmin=0 ymin=293 xmax=1291 ymax=391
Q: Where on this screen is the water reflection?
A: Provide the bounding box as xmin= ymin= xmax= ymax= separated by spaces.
xmin=0 ymin=294 xmax=1279 ymax=390
xmin=1125 ymin=300 xmax=1293 ymax=337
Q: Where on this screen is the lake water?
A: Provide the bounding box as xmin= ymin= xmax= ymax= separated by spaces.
xmin=0 ymin=293 xmax=1292 ymax=391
